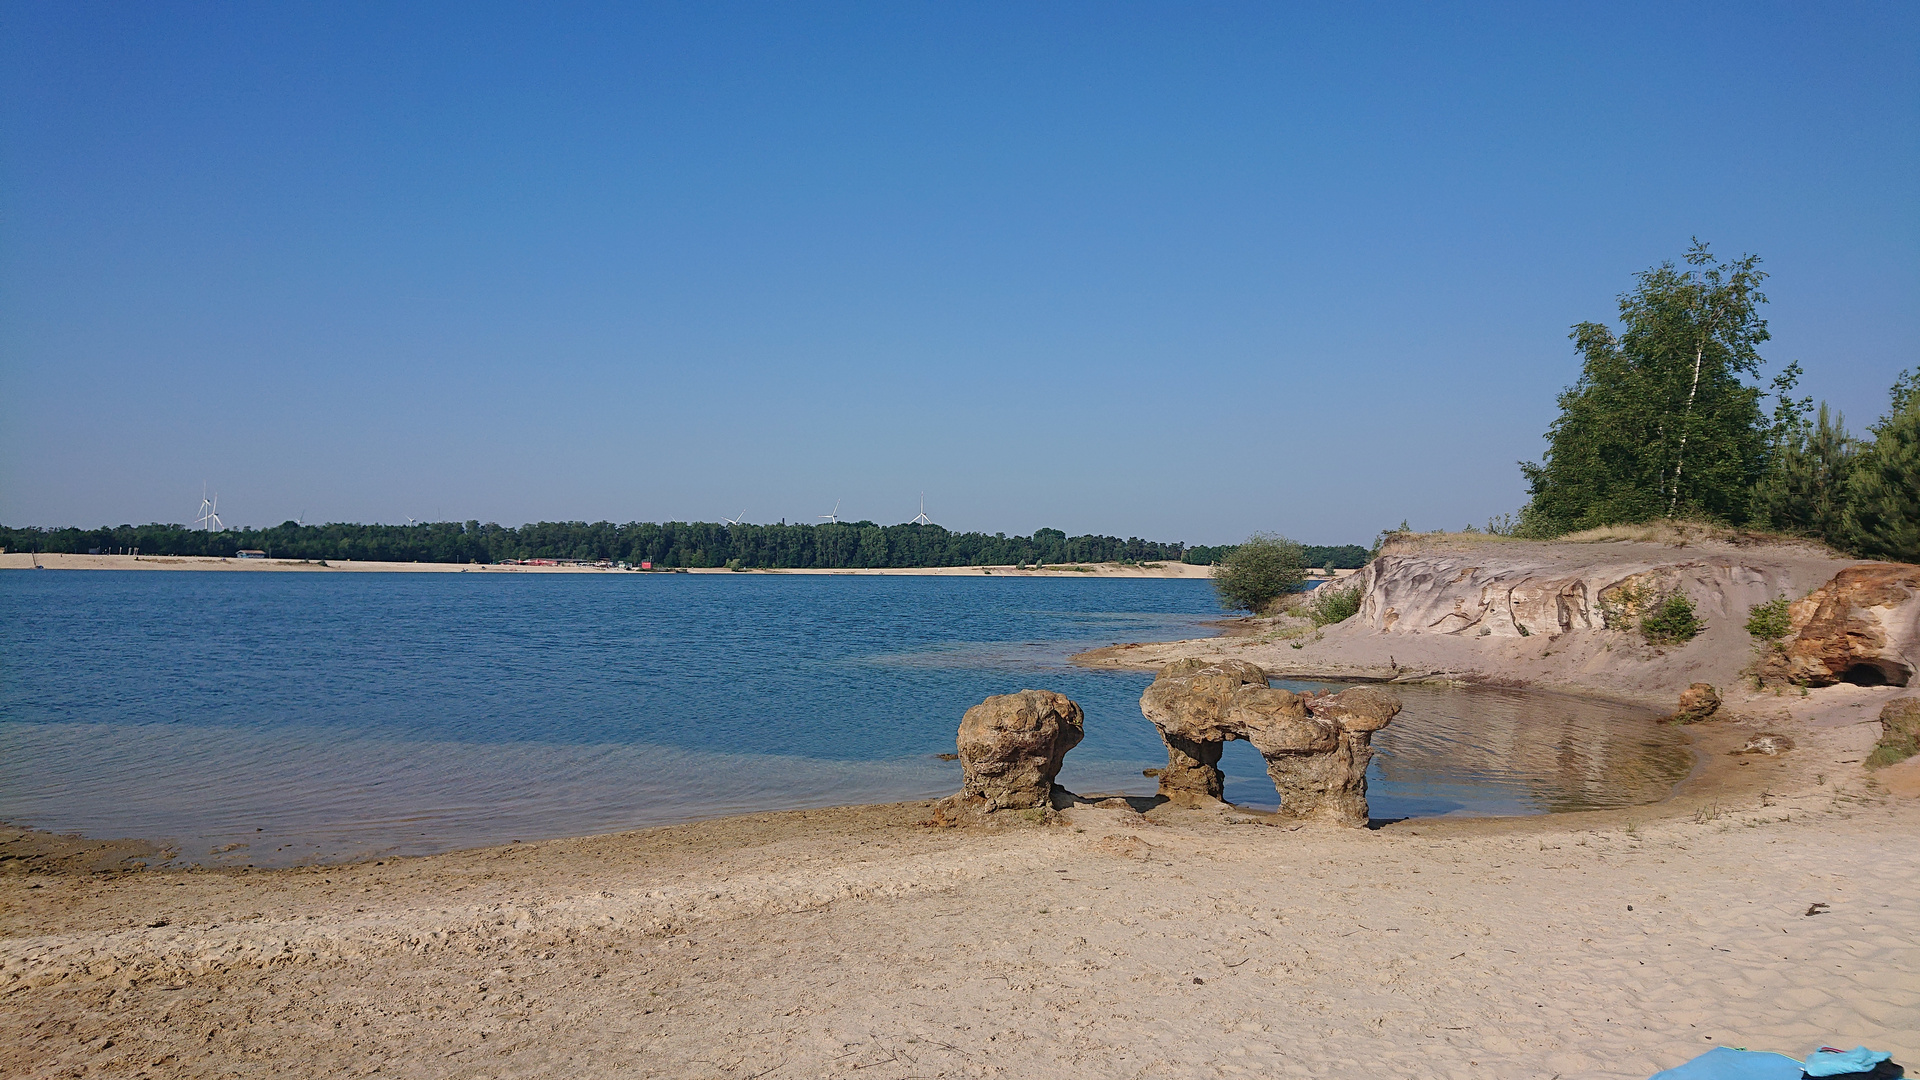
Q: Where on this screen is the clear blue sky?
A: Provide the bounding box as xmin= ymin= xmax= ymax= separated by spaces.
xmin=3 ymin=2 xmax=1914 ymax=545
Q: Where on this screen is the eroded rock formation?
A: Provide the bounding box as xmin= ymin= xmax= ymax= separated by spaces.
xmin=1668 ymin=683 xmax=1722 ymax=724
xmin=1881 ymin=697 xmax=1920 ymax=743
xmin=1139 ymin=661 xmax=1400 ymax=825
xmin=1871 ymin=697 xmax=1920 ymax=768
xmin=1343 ymin=546 xmax=1814 ymax=641
xmin=1139 ymin=658 xmax=1268 ymax=801
xmin=1757 ymin=565 xmax=1920 ymax=687
xmin=956 ymin=690 xmax=1085 ymax=811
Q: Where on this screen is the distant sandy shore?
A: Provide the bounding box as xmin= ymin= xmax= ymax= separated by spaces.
xmin=0 ymin=552 xmax=1218 ymax=578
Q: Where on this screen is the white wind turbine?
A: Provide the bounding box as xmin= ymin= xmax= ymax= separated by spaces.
xmin=910 ymin=493 xmax=933 ymax=526
xmin=725 ymin=510 xmax=747 ymax=526
xmin=819 ymin=500 xmax=841 ymax=525
xmin=194 ymin=486 xmax=224 ymax=532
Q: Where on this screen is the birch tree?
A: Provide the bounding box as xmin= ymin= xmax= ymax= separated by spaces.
xmin=1520 ymin=241 xmax=1771 ymax=535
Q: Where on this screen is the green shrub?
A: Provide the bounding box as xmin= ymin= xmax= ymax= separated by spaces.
xmin=1744 ymin=596 xmax=1792 ymax=642
xmin=1210 ymin=533 xmax=1307 ymax=613
xmin=1306 ymin=584 xmax=1362 ymax=626
xmin=1867 ymin=740 xmax=1917 ymax=769
xmin=1641 ymin=593 xmax=1702 ymax=646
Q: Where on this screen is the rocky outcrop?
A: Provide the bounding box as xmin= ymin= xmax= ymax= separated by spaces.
xmin=1668 ymin=683 xmax=1722 ymax=724
xmin=1073 ymin=534 xmax=1884 ymax=705
xmin=1343 ymin=546 xmax=1812 ymax=641
xmin=1870 ymin=697 xmax=1920 ymax=768
xmin=1139 ymin=661 xmax=1400 ymax=825
xmin=1757 ymin=565 xmax=1920 ymax=688
xmin=956 ymin=690 xmax=1085 ymax=811
xmin=1139 ymin=659 xmax=1269 ymax=800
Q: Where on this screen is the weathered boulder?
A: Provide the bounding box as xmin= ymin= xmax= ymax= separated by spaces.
xmin=1668 ymin=682 xmax=1722 ymax=724
xmin=1869 ymin=697 xmax=1920 ymax=769
xmin=957 ymin=690 xmax=1085 ymax=811
xmin=1881 ymin=697 xmax=1920 ymax=743
xmin=1758 ymin=565 xmax=1920 ymax=687
xmin=1140 ymin=658 xmax=1271 ymax=742
xmin=1138 ymin=662 xmax=1400 ymax=824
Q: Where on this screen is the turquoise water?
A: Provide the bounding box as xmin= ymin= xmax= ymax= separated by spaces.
xmin=0 ymin=571 xmax=1687 ymax=865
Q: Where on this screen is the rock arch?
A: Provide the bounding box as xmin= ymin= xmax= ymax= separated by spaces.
xmin=1140 ymin=659 xmax=1399 ymax=826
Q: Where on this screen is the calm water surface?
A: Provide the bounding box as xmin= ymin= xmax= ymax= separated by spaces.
xmin=0 ymin=571 xmax=1689 ymax=865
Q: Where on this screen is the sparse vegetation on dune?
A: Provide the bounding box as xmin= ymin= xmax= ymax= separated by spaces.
xmin=1556 ymin=518 xmax=1844 ymax=552
xmin=1745 ymin=596 xmax=1793 ymax=643
xmin=1639 ymin=593 xmax=1703 ymax=646
xmin=1305 ymin=583 xmax=1362 ymax=626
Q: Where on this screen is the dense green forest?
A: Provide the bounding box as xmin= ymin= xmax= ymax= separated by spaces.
xmin=0 ymin=519 xmax=1367 ymax=569
xmin=1184 ymin=543 xmax=1371 ymax=569
xmin=1518 ymin=241 xmax=1919 ymax=563
xmin=0 ymin=518 xmax=1377 ymax=570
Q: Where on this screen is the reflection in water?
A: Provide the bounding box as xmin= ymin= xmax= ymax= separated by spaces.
xmin=1024 ymin=682 xmax=1691 ymax=822
xmin=1360 ymin=684 xmax=1689 ymax=818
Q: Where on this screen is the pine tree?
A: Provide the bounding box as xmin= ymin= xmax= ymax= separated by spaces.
xmin=1843 ymin=371 xmax=1920 ymax=563
xmin=1750 ymin=404 xmax=1858 ymax=543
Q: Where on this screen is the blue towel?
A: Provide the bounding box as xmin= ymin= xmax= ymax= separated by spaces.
xmin=1649 ymin=1047 xmax=1807 ymax=1080
xmin=1804 ymin=1046 xmax=1894 ymax=1077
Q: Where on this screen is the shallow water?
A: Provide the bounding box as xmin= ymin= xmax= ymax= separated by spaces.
xmin=0 ymin=571 xmax=1688 ymax=865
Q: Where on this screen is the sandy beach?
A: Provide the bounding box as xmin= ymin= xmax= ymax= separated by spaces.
xmin=4 ymin=684 xmax=1917 ymax=1078
xmin=0 ymin=552 xmax=1217 ymax=578
xmin=4 ymin=536 xmax=1916 ymax=1078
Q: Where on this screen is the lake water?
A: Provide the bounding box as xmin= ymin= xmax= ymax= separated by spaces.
xmin=0 ymin=571 xmax=1690 ymax=865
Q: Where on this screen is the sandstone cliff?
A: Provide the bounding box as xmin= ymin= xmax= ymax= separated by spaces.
xmin=1079 ymin=532 xmax=1912 ymax=704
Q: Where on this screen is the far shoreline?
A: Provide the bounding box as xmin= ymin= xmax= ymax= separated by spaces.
xmin=0 ymin=551 xmax=1224 ymax=578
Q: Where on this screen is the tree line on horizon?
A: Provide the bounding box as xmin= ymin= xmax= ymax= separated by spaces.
xmin=1516 ymin=240 xmax=1917 ymax=563
xmin=0 ymin=518 xmax=1374 ymax=571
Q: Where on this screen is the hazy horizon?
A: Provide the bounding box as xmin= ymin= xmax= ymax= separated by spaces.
xmin=4 ymin=4 xmax=1914 ymax=545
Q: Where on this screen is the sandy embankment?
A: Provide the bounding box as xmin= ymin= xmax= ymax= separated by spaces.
xmin=4 ymin=534 xmax=1917 ymax=1077
xmin=0 ymin=552 xmax=1215 ymax=578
